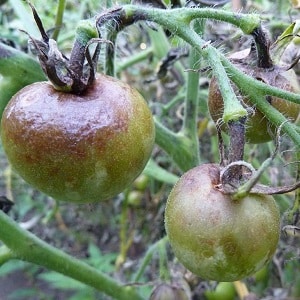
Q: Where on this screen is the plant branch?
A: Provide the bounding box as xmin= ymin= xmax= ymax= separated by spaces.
xmin=0 ymin=211 xmax=144 ymax=300
xmin=52 ymin=0 xmax=66 ymax=40
xmin=97 ymin=5 xmax=300 ymax=144
xmin=112 ymin=5 xmax=260 ymax=35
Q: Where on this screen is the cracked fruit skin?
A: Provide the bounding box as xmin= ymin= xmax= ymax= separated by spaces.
xmin=165 ymin=163 xmax=280 ymax=282
xmin=1 ymin=74 xmax=155 ymax=203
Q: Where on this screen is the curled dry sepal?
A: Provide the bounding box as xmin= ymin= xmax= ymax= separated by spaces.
xmin=24 ymin=3 xmax=111 ymax=94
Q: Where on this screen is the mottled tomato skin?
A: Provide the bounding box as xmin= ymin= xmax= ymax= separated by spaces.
xmin=165 ymin=164 xmax=280 ymax=282
xmin=1 ymin=74 xmax=155 ymax=203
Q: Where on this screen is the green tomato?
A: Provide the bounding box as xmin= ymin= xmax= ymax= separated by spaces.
xmin=165 ymin=163 xmax=280 ymax=282
xmin=1 ymin=74 xmax=155 ymax=203
xmin=205 ymin=282 xmax=236 ymax=300
xmin=133 ymin=174 xmax=149 ymax=191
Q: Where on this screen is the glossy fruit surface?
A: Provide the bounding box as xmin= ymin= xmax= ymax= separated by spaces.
xmin=208 ymin=65 xmax=300 ymax=144
xmin=165 ymin=163 xmax=280 ymax=282
xmin=1 ymin=74 xmax=155 ymax=203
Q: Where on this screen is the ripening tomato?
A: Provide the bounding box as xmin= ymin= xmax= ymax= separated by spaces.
xmin=1 ymin=74 xmax=155 ymax=203
xmin=165 ymin=163 xmax=280 ymax=282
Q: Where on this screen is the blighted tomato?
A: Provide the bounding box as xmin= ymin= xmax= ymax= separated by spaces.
xmin=208 ymin=64 xmax=300 ymax=144
xmin=1 ymin=74 xmax=155 ymax=203
xmin=165 ymin=164 xmax=280 ymax=282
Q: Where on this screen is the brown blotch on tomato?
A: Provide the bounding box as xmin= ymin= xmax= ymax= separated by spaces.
xmin=1 ymin=74 xmax=155 ymax=203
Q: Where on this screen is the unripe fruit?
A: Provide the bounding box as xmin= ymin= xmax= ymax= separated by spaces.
xmin=165 ymin=163 xmax=280 ymax=282
xmin=1 ymin=74 xmax=155 ymax=203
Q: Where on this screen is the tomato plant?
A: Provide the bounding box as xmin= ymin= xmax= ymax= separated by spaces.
xmin=0 ymin=1 xmax=300 ymax=300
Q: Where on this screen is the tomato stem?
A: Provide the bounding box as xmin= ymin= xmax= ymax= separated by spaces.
xmin=0 ymin=210 xmax=144 ymax=300
xmin=252 ymin=26 xmax=273 ymax=68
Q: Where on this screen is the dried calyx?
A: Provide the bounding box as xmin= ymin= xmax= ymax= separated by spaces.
xmin=25 ymin=3 xmax=105 ymax=94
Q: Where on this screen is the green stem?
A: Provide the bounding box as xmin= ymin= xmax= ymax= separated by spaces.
xmin=132 ymin=236 xmax=168 ymax=282
xmin=206 ymin=49 xmax=247 ymax=123
xmin=144 ymin=159 xmax=179 ymax=184
xmin=158 ymin=239 xmax=170 ymax=281
xmin=52 ymin=0 xmax=66 ymax=40
xmin=116 ymin=47 xmax=153 ymax=74
xmin=221 ymin=58 xmax=300 ymax=146
xmin=151 ymin=7 xmax=298 ymax=146
xmin=0 ymin=211 xmax=144 ymax=300
xmin=154 ymin=119 xmax=199 ymax=171
xmin=181 ymin=24 xmax=202 ymax=165
xmin=121 ymin=5 xmax=260 ymax=35
xmin=98 ymin=5 xmax=300 ymax=155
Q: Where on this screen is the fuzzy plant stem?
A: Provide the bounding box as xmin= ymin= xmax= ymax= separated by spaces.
xmin=106 ymin=5 xmax=300 ymax=146
xmin=0 ymin=211 xmax=144 ymax=300
xmin=68 ymin=19 xmax=98 ymax=80
xmin=221 ymin=58 xmax=300 ymax=146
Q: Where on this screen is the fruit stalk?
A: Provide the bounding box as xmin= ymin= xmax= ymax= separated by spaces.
xmin=252 ymin=26 xmax=273 ymax=68
xmin=0 ymin=210 xmax=144 ymax=300
xmin=206 ymin=49 xmax=248 ymax=124
xmin=226 ymin=118 xmax=246 ymax=183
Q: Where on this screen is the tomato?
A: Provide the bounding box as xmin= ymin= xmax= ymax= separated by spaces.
xmin=208 ymin=64 xmax=300 ymax=144
xmin=164 ymin=163 xmax=280 ymax=282
xmin=1 ymin=74 xmax=155 ymax=203
xmin=205 ymin=282 xmax=236 ymax=300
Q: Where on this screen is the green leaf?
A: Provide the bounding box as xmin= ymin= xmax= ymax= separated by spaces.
xmin=271 ymin=21 xmax=300 ymax=63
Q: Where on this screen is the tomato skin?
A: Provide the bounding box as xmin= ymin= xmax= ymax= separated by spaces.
xmin=1 ymin=74 xmax=155 ymax=203
xmin=165 ymin=164 xmax=280 ymax=282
